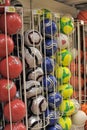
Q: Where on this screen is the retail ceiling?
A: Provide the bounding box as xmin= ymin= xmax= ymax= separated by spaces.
xmin=56 ymin=0 xmax=87 ymax=10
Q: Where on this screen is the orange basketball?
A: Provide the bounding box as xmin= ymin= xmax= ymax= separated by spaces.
xmin=81 ymin=103 xmax=87 ymax=115
xmin=70 ymin=76 xmax=84 ymax=90
xmin=77 ymin=10 xmax=87 ymax=24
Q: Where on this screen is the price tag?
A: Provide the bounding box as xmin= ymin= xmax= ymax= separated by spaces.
xmin=0 ymin=0 xmax=5 ymax=4
xmin=5 ymin=6 xmax=16 ymax=13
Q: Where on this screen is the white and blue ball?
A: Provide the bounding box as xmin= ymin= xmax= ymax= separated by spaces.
xmin=42 ymin=38 xmax=58 ymax=57
xmin=42 ymin=57 xmax=55 ymax=74
xmin=42 ymin=75 xmax=57 ymax=93
xmin=48 ymin=92 xmax=62 ymax=109
xmin=47 ymin=124 xmax=63 ymax=130
xmin=41 ymin=19 xmax=57 ymax=37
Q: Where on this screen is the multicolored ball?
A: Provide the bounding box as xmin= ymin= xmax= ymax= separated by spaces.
xmin=40 ymin=9 xmax=52 ymax=20
xmin=42 ymin=38 xmax=58 ymax=57
xmin=58 ymin=116 xmax=72 ymax=130
xmin=56 ymin=49 xmax=73 ymax=66
xmin=58 ymin=83 xmax=73 ymax=99
xmin=47 ymin=124 xmax=63 ymax=130
xmin=55 ymin=66 xmax=71 ymax=84
xmin=60 ymin=14 xmax=74 ymax=35
xmin=59 ymin=99 xmax=75 ymax=116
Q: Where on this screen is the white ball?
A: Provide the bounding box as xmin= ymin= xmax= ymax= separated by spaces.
xmin=24 ymin=46 xmax=42 ymax=68
xmin=71 ymin=110 xmax=87 ymax=125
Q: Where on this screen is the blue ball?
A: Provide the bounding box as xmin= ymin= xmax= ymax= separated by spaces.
xmin=47 ymin=124 xmax=63 ymax=130
xmin=42 ymin=57 xmax=54 ymax=74
xmin=41 ymin=19 xmax=57 ymax=37
xmin=42 ymin=75 xmax=57 ymax=93
xmin=48 ymin=92 xmax=62 ymax=109
xmin=45 ymin=109 xmax=58 ymax=126
xmin=42 ymin=38 xmax=58 ymax=57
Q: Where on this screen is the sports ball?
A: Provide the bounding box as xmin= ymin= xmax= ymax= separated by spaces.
xmin=81 ymin=103 xmax=87 ymax=115
xmin=55 ymin=66 xmax=71 ymax=84
xmin=58 ymin=116 xmax=72 ymax=130
xmin=40 ymin=9 xmax=52 ymax=20
xmin=45 ymin=109 xmax=58 ymax=126
xmin=41 ymin=19 xmax=57 ymax=37
xmin=70 ymin=76 xmax=84 ymax=90
xmin=71 ymin=110 xmax=87 ymax=125
xmin=0 ymin=34 xmax=14 ymax=58
xmin=28 ymin=95 xmax=48 ymax=115
xmin=42 ymin=75 xmax=57 ymax=93
xmin=24 ymin=46 xmax=42 ymax=68
xmin=60 ymin=14 xmax=74 ymax=35
xmin=42 ymin=38 xmax=58 ymax=57
xmin=4 ymin=123 xmax=26 ymax=130
xmin=56 ymin=49 xmax=73 ymax=66
xmin=0 ymin=56 xmax=22 ymax=79
xmin=28 ymin=115 xmax=42 ymax=130
xmin=0 ymin=79 xmax=16 ymax=102
xmin=26 ymin=67 xmax=43 ymax=82
xmin=59 ymin=99 xmax=75 ymax=116
xmin=77 ymin=10 xmax=87 ymax=24
xmin=24 ymin=80 xmax=43 ymax=99
xmin=57 ymin=33 xmax=70 ymax=50
xmin=0 ymin=0 xmax=10 ymax=13
xmin=4 ymin=99 xmax=26 ymax=122
xmin=24 ymin=30 xmax=42 ymax=47
xmin=47 ymin=124 xmax=63 ymax=130
xmin=71 ymin=99 xmax=81 ymax=113
xmin=42 ymin=57 xmax=54 ymax=74
xmin=0 ymin=13 xmax=22 ymax=35
xmin=48 ymin=92 xmax=62 ymax=109
xmin=11 ymin=0 xmax=23 ymax=7
xmin=58 ymin=83 xmax=73 ymax=99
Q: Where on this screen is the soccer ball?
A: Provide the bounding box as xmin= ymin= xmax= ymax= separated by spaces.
xmin=60 ymin=14 xmax=74 ymax=35
xmin=24 ymin=46 xmax=42 ymax=68
xmin=41 ymin=19 xmax=57 ymax=37
xmin=24 ymin=30 xmax=42 ymax=47
xmin=56 ymin=49 xmax=73 ymax=66
xmin=58 ymin=116 xmax=72 ymax=130
xmin=42 ymin=74 xmax=57 ymax=93
xmin=59 ymin=99 xmax=75 ymax=116
xmin=42 ymin=38 xmax=58 ymax=57
xmin=55 ymin=66 xmax=71 ymax=84
xmin=57 ymin=33 xmax=70 ymax=50
xmin=58 ymin=83 xmax=73 ymax=99
xmin=42 ymin=57 xmax=54 ymax=74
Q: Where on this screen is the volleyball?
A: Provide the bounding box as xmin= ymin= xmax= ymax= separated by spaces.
xmin=42 ymin=74 xmax=57 ymax=93
xmin=56 ymin=49 xmax=73 ymax=66
xmin=58 ymin=84 xmax=73 ymax=99
xmin=60 ymin=14 xmax=74 ymax=35
xmin=55 ymin=66 xmax=71 ymax=84
xmin=42 ymin=38 xmax=58 ymax=57
xmin=41 ymin=19 xmax=57 ymax=37
xmin=58 ymin=116 xmax=72 ymax=130
xmin=24 ymin=30 xmax=42 ymax=47
xmin=57 ymin=33 xmax=70 ymax=50
xmin=59 ymin=99 xmax=75 ymax=116
xmin=4 ymin=123 xmax=26 ymax=130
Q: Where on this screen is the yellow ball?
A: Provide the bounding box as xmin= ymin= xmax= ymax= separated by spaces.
xmin=58 ymin=116 xmax=72 ymax=130
xmin=56 ymin=49 xmax=73 ymax=66
xmin=55 ymin=66 xmax=71 ymax=84
xmin=59 ymin=99 xmax=75 ymax=116
xmin=58 ymin=84 xmax=73 ymax=99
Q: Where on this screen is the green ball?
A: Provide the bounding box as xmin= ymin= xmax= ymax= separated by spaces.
xmin=60 ymin=15 xmax=74 ymax=35
xmin=59 ymin=99 xmax=75 ymax=116
xmin=58 ymin=116 xmax=72 ymax=130
xmin=40 ymin=9 xmax=52 ymax=20
xmin=55 ymin=66 xmax=71 ymax=84
xmin=56 ymin=49 xmax=73 ymax=66
xmin=58 ymin=84 xmax=73 ymax=99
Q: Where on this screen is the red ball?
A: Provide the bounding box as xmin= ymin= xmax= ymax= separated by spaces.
xmin=0 ymin=79 xmax=16 ymax=102
xmin=77 ymin=10 xmax=87 ymax=24
xmin=4 ymin=123 xmax=26 ymax=130
xmin=0 ymin=13 xmax=22 ymax=35
xmin=0 ymin=34 xmax=14 ymax=58
xmin=4 ymin=99 xmax=26 ymax=122
xmin=0 ymin=56 xmax=22 ymax=79
xmin=0 ymin=0 xmax=10 ymax=13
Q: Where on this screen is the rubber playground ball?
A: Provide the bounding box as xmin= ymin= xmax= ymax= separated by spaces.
xmin=4 ymin=123 xmax=26 ymax=130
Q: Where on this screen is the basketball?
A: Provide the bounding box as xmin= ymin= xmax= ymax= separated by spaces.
xmin=77 ymin=10 xmax=87 ymax=24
